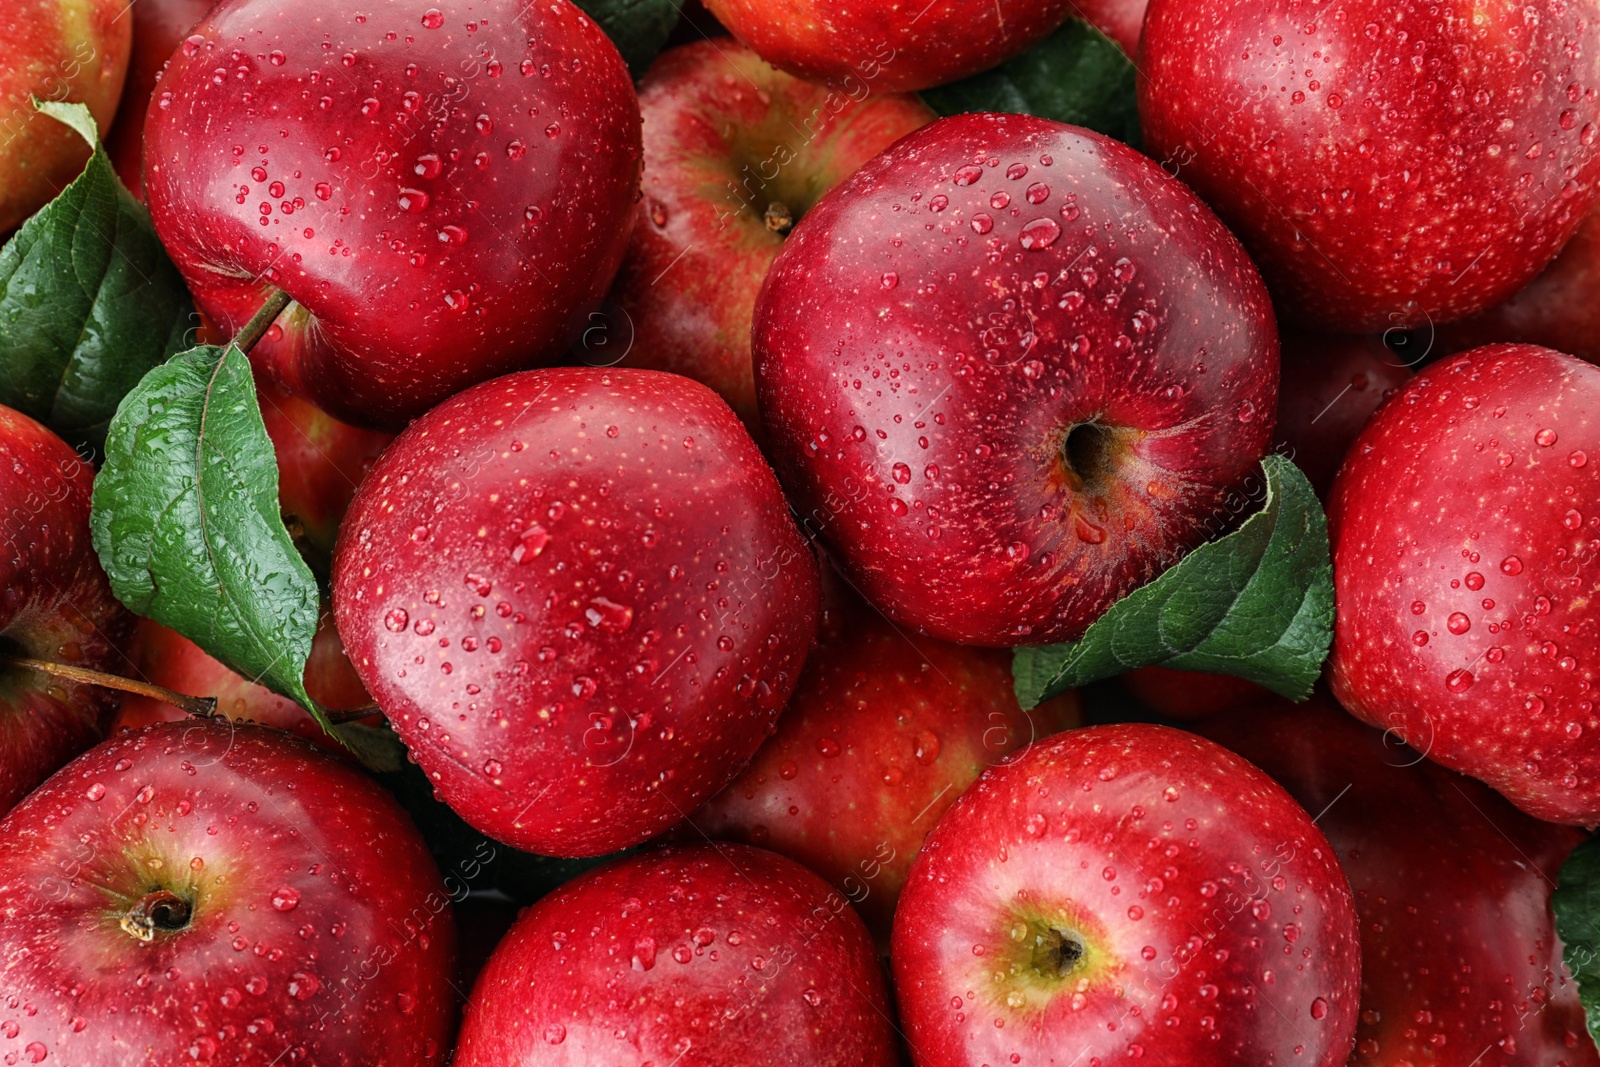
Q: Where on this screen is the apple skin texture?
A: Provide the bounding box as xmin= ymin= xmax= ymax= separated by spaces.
xmin=1329 ymin=344 xmax=1600 ymax=825
xmin=143 ymin=0 xmax=642 ymax=430
xmin=333 ymin=368 xmax=819 ymax=857
xmin=0 ymin=720 xmax=457 ymax=1065
xmin=453 ymin=843 xmax=897 ymax=1067
xmin=105 ymin=0 xmax=216 ymax=198
xmin=615 ymin=39 xmax=933 ymax=430
xmin=892 ymin=723 xmax=1360 ymax=1067
xmin=0 ymin=405 xmax=131 ymax=817
xmin=754 ymin=112 xmax=1278 ymax=647
xmin=1138 ymin=0 xmax=1600 ymax=332
xmin=1204 ymin=695 xmax=1598 ymax=1067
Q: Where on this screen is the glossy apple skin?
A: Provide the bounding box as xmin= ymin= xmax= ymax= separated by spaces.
xmin=1202 ymin=694 xmax=1597 ymax=1067
xmin=453 ymin=843 xmax=897 ymax=1066
xmin=1329 ymin=344 xmax=1600 ymax=825
xmin=702 ymin=0 xmax=1076 ymax=93
xmin=0 ymin=405 xmax=131 ymax=816
xmin=0 ymin=720 xmax=456 ymax=1065
xmin=1120 ymin=664 xmax=1270 ymax=721
xmin=892 ymin=723 xmax=1360 ymax=1067
xmin=615 ymin=40 xmax=932 ymax=431
xmin=692 ymin=581 xmax=1081 ymax=941
xmin=0 ymin=0 xmax=130 ymax=232
xmin=143 ymin=0 xmax=642 ymax=430
xmin=1138 ymin=0 xmax=1600 ymax=332
xmin=754 ymin=112 xmax=1278 ymax=646
xmin=104 ymin=0 xmax=215 ymax=198
xmin=1276 ymin=331 xmax=1413 ymax=500
xmin=333 ymin=368 xmax=820 ymax=857
xmin=1069 ymin=0 xmax=1147 ymax=55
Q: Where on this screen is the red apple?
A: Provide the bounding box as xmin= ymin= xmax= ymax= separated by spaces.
xmin=0 ymin=0 xmax=130 ymax=232
xmin=892 ymin=723 xmax=1361 ymax=1067
xmin=0 ymin=719 xmax=456 ymax=1063
xmin=1275 ymin=330 xmax=1412 ymax=500
xmin=1120 ymin=664 xmax=1270 ymax=721
xmin=1329 ymin=343 xmax=1600 ymax=825
xmin=1069 ymin=0 xmax=1148 ymax=56
xmin=702 ymin=0 xmax=1077 ymax=93
xmin=1138 ymin=0 xmax=1600 ymax=332
xmin=452 ymin=843 xmax=898 ymax=1066
xmin=333 ymin=368 xmax=820 ymax=857
xmin=143 ymin=0 xmax=642 ymax=429
xmin=104 ymin=0 xmax=215 ymax=198
xmin=0 ymin=404 xmax=131 ymax=816
xmin=753 ymin=112 xmax=1278 ymax=646
xmin=615 ymin=39 xmax=932 ymax=430
xmin=1202 ymin=694 xmax=1598 ymax=1067
xmin=692 ymin=579 xmax=1082 ymax=940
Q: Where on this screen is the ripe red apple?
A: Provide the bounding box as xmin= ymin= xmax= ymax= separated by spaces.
xmin=692 ymin=579 xmax=1081 ymax=940
xmin=143 ymin=0 xmax=642 ymax=429
xmin=453 ymin=843 xmax=898 ymax=1065
xmin=1138 ymin=0 xmax=1600 ymax=332
xmin=892 ymin=723 xmax=1361 ymax=1066
xmin=702 ymin=0 xmax=1077 ymax=92
xmin=0 ymin=719 xmax=457 ymax=1063
xmin=333 ymin=368 xmax=820 ymax=857
xmin=104 ymin=0 xmax=215 ymax=198
xmin=0 ymin=0 xmax=130 ymax=232
xmin=1069 ymin=0 xmax=1148 ymax=56
xmin=615 ymin=39 xmax=932 ymax=430
xmin=1120 ymin=664 xmax=1270 ymax=721
xmin=1202 ymin=695 xmax=1598 ymax=1067
xmin=753 ymin=112 xmax=1278 ymax=646
xmin=0 ymin=405 xmax=131 ymax=816
xmin=1329 ymin=344 xmax=1600 ymax=825
xmin=1275 ymin=331 xmax=1412 ymax=500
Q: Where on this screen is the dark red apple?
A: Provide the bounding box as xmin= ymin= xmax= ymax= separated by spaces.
xmin=1329 ymin=344 xmax=1600 ymax=825
xmin=1275 ymin=330 xmax=1412 ymax=500
xmin=1120 ymin=664 xmax=1270 ymax=721
xmin=1202 ymin=694 xmax=1598 ymax=1067
xmin=0 ymin=404 xmax=131 ymax=816
xmin=1070 ymin=0 xmax=1147 ymax=56
xmin=333 ymin=368 xmax=820 ymax=857
xmin=702 ymin=0 xmax=1077 ymax=92
xmin=452 ymin=843 xmax=898 ymax=1066
xmin=615 ymin=39 xmax=932 ymax=430
xmin=104 ymin=0 xmax=215 ymax=197
xmin=892 ymin=723 xmax=1361 ymax=1066
xmin=1138 ymin=0 xmax=1600 ymax=331
xmin=753 ymin=112 xmax=1278 ymax=647
xmin=143 ymin=0 xmax=642 ymax=429
xmin=692 ymin=580 xmax=1081 ymax=940
xmin=0 ymin=719 xmax=456 ymax=1063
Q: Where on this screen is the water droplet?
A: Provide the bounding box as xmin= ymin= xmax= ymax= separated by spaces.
xmin=1020 ymin=217 xmax=1062 ymax=250
xmin=1465 ymin=572 xmax=1484 ymax=590
xmin=270 ymin=887 xmax=300 ymax=912
xmin=397 ymin=188 xmax=429 ymax=213
xmin=182 ymin=33 xmax=206 ymax=57
xmin=1537 ymin=428 xmax=1559 ymax=447
xmin=483 ymin=759 xmax=503 ymax=778
xmin=420 ymin=8 xmax=444 ymax=28
xmin=1413 ymin=630 xmax=1429 ymax=646
xmin=816 ymin=737 xmax=841 ymax=758
xmin=586 ymin=597 xmax=634 ymax=634
xmin=1501 ymin=555 xmax=1524 ymax=575
xmin=1447 ymin=612 xmax=1471 ymax=635
xmin=86 ymin=783 xmax=106 ymax=801
xmin=1446 ymin=668 xmax=1476 ymax=693
xmin=288 ymin=972 xmax=320 ymax=1000
xmin=437 ymin=225 xmax=467 ymax=245
xmin=891 ymin=462 xmax=911 ymax=484
xmin=970 ymin=213 xmax=994 ymax=235
xmin=881 ymin=272 xmax=899 ymax=289
xmin=1311 ymin=997 xmax=1330 ymax=1020
xmin=952 ymin=164 xmax=984 ymax=186
xmin=632 ymin=937 xmax=657 ymax=971
xmin=543 ymin=1024 xmax=566 ymax=1045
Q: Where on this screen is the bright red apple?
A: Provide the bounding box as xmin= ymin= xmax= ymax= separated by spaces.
xmin=892 ymin=723 xmax=1361 ymax=1066
xmin=1202 ymin=694 xmax=1598 ymax=1067
xmin=0 ymin=0 xmax=130 ymax=232
xmin=104 ymin=0 xmax=215 ymax=198
xmin=1069 ymin=0 xmax=1148 ymax=56
xmin=1329 ymin=343 xmax=1600 ymax=825
xmin=702 ymin=0 xmax=1077 ymax=93
xmin=452 ymin=843 xmax=898 ymax=1066
xmin=143 ymin=0 xmax=642 ymax=429
xmin=333 ymin=368 xmax=820 ymax=857
xmin=1138 ymin=0 xmax=1600 ymax=332
xmin=1120 ymin=664 xmax=1270 ymax=721
xmin=1275 ymin=330 xmax=1412 ymax=500
xmin=753 ymin=112 xmax=1278 ymax=647
xmin=0 ymin=404 xmax=131 ymax=816
xmin=692 ymin=578 xmax=1081 ymax=940
xmin=0 ymin=719 xmax=457 ymax=1063
xmin=615 ymin=39 xmax=932 ymax=430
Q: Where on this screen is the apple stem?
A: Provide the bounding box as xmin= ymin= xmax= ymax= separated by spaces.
xmin=233 ymin=287 xmax=295 ymax=354
xmin=121 ymin=888 xmax=192 ymax=942
xmin=0 ymin=654 xmax=218 ymax=719
xmin=325 ymin=700 xmax=380 ymax=725
xmin=764 ymin=201 xmax=794 ymax=235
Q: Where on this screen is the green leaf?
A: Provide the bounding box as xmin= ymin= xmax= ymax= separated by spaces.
xmin=89 ymin=344 xmax=334 ymax=734
xmin=1013 ymin=454 xmax=1334 ymax=707
xmin=571 ymin=0 xmax=678 ymax=78
xmin=920 ymin=17 xmax=1141 ymax=149
xmin=0 ymin=100 xmax=194 ymax=451
xmin=1554 ymin=835 xmax=1600 ymax=1057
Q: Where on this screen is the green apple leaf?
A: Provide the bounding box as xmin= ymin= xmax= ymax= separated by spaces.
xmin=89 ymin=343 xmax=337 ymax=735
xmin=571 ymin=0 xmax=678 ymax=78
xmin=1553 ymin=834 xmax=1600 ymax=1056
xmin=1013 ymin=454 xmax=1334 ymax=707
xmin=920 ymin=17 xmax=1141 ymax=149
xmin=0 ymin=100 xmax=195 ymax=452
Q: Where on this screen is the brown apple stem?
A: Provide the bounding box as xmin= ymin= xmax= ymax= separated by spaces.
xmin=325 ymin=700 xmax=381 ymax=725
xmin=764 ymin=201 xmax=794 ymax=235
xmin=233 ymin=287 xmax=295 ymax=354
xmin=0 ymin=654 xmax=218 ymax=719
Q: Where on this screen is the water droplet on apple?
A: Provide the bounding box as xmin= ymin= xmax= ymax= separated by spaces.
xmin=1447 ymin=612 xmax=1471 ymax=635
xmin=437 ymin=225 xmax=467 ymax=245
xmin=85 ymin=783 xmax=106 ymax=801
xmin=1446 ymin=668 xmax=1475 ymax=693
xmin=543 ymin=1024 xmax=566 ymax=1045
xmin=182 ymin=33 xmax=206 ymax=57
xmin=420 ymin=8 xmax=444 ymax=28
xmin=585 ymin=597 xmax=633 ymax=634
xmin=270 ymin=887 xmax=300 ymax=912
xmin=952 ymin=164 xmax=983 ymax=186
xmin=1537 ymin=428 xmax=1559 ymax=447
xmin=1019 ymin=218 xmax=1061 ymax=249
xmin=397 ymin=188 xmax=429 ymax=213
xmin=288 ymin=972 xmax=320 ymax=1001
xmin=970 ymin=213 xmax=994 ymax=235
xmin=1311 ymin=997 xmax=1330 ymax=1020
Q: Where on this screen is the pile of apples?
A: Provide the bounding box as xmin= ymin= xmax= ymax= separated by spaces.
xmin=2 ymin=0 xmax=1599 ymax=1063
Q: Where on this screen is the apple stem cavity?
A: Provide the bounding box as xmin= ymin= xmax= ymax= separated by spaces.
xmin=0 ymin=654 xmax=219 ymax=719
xmin=1063 ymin=422 xmax=1116 ymax=492
xmin=119 ymin=888 xmax=192 ymax=942
xmin=1030 ymin=924 xmax=1087 ymax=979
xmin=763 ymin=201 xmax=794 ymax=235
xmin=233 ymin=287 xmax=295 ymax=354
